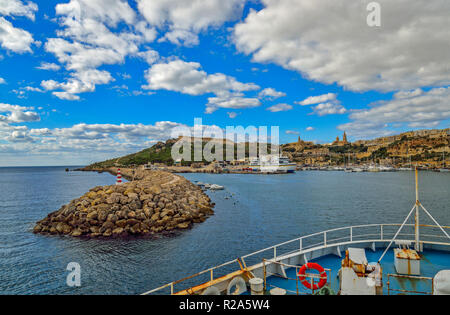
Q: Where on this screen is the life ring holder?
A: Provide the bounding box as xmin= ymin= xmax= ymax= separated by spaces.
xmin=201 ymin=286 xmax=221 ymax=295
xmin=226 ymin=276 xmax=247 ymax=295
xmin=298 ymin=262 xmax=327 ymax=290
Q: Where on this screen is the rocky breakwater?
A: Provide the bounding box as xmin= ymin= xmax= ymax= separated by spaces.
xmin=33 ymin=171 xmax=214 ymax=237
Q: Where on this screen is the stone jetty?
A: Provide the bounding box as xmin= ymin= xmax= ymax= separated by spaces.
xmin=33 ymin=170 xmax=214 ymax=237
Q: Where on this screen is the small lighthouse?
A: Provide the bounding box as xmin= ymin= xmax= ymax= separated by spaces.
xmin=116 ymin=168 xmax=122 ymax=185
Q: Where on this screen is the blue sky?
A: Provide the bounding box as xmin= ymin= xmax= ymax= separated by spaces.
xmin=0 ymin=0 xmax=449 ymax=166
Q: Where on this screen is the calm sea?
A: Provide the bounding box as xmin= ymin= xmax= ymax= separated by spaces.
xmin=0 ymin=167 xmax=449 ymax=294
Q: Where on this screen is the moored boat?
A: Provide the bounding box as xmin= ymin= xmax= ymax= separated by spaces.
xmin=249 ymin=155 xmax=297 ymax=173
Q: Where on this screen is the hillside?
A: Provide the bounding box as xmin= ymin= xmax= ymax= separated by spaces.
xmin=283 ymin=128 xmax=450 ymax=167
xmin=85 ymin=128 xmax=450 ymax=169
xmin=85 ymin=137 xmax=276 ymax=169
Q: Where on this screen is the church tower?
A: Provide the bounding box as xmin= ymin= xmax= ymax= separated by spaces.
xmin=343 ymin=131 xmax=348 ymax=144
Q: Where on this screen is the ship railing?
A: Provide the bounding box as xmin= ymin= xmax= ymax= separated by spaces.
xmin=387 ymin=274 xmax=434 ymax=295
xmin=142 ymin=223 xmax=450 ymax=295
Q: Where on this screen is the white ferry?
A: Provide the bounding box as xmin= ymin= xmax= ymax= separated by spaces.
xmin=249 ymin=155 xmax=297 ymax=173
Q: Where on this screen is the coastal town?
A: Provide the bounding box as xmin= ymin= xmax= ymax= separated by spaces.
xmin=84 ymin=128 xmax=450 ymax=174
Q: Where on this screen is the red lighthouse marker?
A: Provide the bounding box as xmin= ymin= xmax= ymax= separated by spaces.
xmin=116 ymin=168 xmax=122 ymax=185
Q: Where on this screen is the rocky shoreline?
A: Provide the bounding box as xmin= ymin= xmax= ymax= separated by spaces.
xmin=33 ymin=170 xmax=214 ymax=238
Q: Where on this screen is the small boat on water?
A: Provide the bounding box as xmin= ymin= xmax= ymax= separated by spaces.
xmin=209 ymin=184 xmax=225 ymax=191
xmin=144 ymin=168 xmax=450 ymax=296
xmin=197 ymin=182 xmax=225 ymax=191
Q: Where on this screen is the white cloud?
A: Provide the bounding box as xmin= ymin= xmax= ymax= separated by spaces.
xmin=297 ymin=92 xmax=346 ymax=116
xmin=41 ymin=69 xmax=113 ymax=100
xmin=36 ymin=62 xmax=61 ymax=71
xmin=144 ymin=59 xmax=259 ymax=95
xmin=206 ymin=96 xmax=260 ymax=114
xmin=0 ymin=17 xmax=34 ymax=53
xmin=234 ymin=0 xmax=450 ymax=92
xmin=339 ymin=87 xmax=450 ymax=138
xmin=258 ymin=88 xmax=286 ymax=100
xmin=285 ymin=130 xmax=299 ymax=135
xmin=0 ymin=0 xmax=38 ymax=20
xmin=22 ymin=86 xmax=44 ymax=93
xmin=136 ymin=49 xmax=159 ymax=65
xmin=158 ymin=29 xmax=199 ymax=47
xmin=266 ymin=103 xmax=292 ymax=112
xmin=144 ymin=59 xmax=261 ymax=113
xmin=0 ymin=77 xmax=5 ymax=84
xmin=0 ymin=120 xmax=226 ymax=165
xmin=55 ymin=0 xmax=136 ymax=27
xmin=0 ymin=103 xmax=40 ymax=123
xmin=227 ymin=112 xmax=238 ymax=119
xmin=306 ymin=126 xmax=315 ymax=131
xmin=43 ymin=0 xmax=156 ymax=100
xmin=137 ymin=0 xmax=245 ymax=46
xmin=7 ymin=130 xmax=34 ymax=142
xmin=297 ymin=93 xmax=337 ymax=106
xmin=312 ymin=102 xmax=347 ymax=116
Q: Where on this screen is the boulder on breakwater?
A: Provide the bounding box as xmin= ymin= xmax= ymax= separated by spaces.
xmin=33 ymin=171 xmax=214 ymax=237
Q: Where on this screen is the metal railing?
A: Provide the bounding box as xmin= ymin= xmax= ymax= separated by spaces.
xmin=142 ymin=223 xmax=450 ymax=295
xmin=387 ymin=274 xmax=434 ymax=295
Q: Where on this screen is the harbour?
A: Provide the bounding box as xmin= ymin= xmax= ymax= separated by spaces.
xmin=1 ymin=166 xmax=449 ymax=294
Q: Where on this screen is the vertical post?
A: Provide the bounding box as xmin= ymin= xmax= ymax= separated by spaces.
xmin=415 ymin=167 xmax=420 ymax=252
xmin=380 ymin=225 xmax=384 ymax=240
xmin=299 ymin=238 xmax=303 ymax=252
xmin=350 ymin=227 xmax=353 ymax=242
xmin=324 ymin=232 xmax=327 ymax=246
xmin=263 ymin=260 xmax=266 ymax=292
xmin=170 ymin=283 xmax=174 ymax=295
xmin=274 ymin=247 xmax=277 ymax=260
xmin=210 ymin=269 xmax=214 ymax=282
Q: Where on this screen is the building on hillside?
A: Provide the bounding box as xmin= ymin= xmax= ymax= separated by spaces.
xmin=332 ymin=132 xmax=349 ymax=146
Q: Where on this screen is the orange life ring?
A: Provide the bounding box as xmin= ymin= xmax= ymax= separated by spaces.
xmin=298 ymin=262 xmax=327 ymax=290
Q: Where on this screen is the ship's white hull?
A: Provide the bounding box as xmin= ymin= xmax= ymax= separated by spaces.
xmin=251 ymin=164 xmax=296 ymax=173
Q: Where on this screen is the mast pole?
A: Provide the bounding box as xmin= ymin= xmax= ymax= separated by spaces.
xmin=414 ymin=166 xmax=420 ymax=252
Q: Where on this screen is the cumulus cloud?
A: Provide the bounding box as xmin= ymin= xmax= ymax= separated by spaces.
xmin=36 ymin=62 xmax=61 ymax=71
xmin=297 ymin=92 xmax=346 ymax=116
xmin=41 ymin=69 xmax=113 ymax=100
xmin=266 ymin=103 xmax=292 ymax=112
xmin=234 ymin=0 xmax=450 ymax=92
xmin=143 ymin=59 xmax=261 ymax=113
xmin=285 ymin=130 xmax=300 ymax=135
xmin=296 ymin=93 xmax=337 ymax=106
xmin=0 ymin=1 xmax=37 ymax=53
xmin=0 ymin=0 xmax=38 ymax=20
xmin=206 ymin=96 xmax=260 ymax=114
xmin=258 ymin=88 xmax=286 ymax=100
xmin=306 ymin=126 xmax=315 ymax=131
xmin=227 ymin=112 xmax=238 ymax=119
xmin=7 ymin=130 xmax=34 ymax=143
xmin=0 ymin=103 xmax=40 ymax=123
xmin=0 ymin=17 xmax=34 ymax=53
xmin=312 ymin=102 xmax=347 ymax=116
xmin=338 ymin=87 xmax=450 ymax=138
xmin=42 ymin=0 xmax=157 ymax=100
xmin=137 ymin=0 xmax=245 ymax=46
xmin=0 ymin=77 xmax=5 ymax=84
xmin=144 ymin=59 xmax=259 ymax=95
xmin=0 ymin=119 xmax=227 ymax=165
